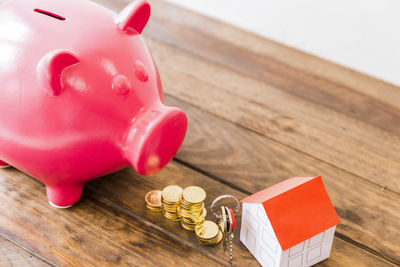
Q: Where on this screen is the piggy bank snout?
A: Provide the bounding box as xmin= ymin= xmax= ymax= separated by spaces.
xmin=124 ymin=106 xmax=188 ymax=176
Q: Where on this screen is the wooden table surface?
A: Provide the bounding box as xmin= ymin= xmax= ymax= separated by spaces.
xmin=1 ymin=0 xmax=399 ymax=266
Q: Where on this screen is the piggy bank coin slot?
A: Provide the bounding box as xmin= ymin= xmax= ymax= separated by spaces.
xmin=34 ymin=9 xmax=66 ymax=21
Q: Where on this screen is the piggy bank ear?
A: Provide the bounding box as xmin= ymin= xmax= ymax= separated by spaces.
xmin=37 ymin=50 xmax=80 ymax=96
xmin=115 ymin=0 xmax=151 ymax=34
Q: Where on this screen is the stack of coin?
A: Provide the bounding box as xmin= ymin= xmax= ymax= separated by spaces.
xmin=195 ymin=220 xmax=223 ymax=245
xmin=178 ymin=186 xmax=207 ymax=230
xmin=145 ymin=190 xmax=162 ymax=212
xmin=161 ymin=185 xmax=183 ymax=221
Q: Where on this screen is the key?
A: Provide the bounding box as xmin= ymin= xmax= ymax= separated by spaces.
xmin=221 ymin=206 xmax=228 ymax=252
xmin=225 ymin=207 xmax=231 ymax=254
xmin=225 ymin=207 xmax=233 ymax=262
xmin=209 ymin=194 xmax=241 ymax=261
xmin=226 ymin=207 xmax=237 ymax=262
xmin=229 ymin=208 xmax=236 ymax=242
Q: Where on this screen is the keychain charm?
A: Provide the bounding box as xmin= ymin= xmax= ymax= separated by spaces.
xmin=210 ymin=195 xmax=240 ymax=262
xmin=210 ymin=195 xmax=240 ymax=219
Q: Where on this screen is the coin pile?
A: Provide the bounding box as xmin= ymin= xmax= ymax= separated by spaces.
xmin=145 ymin=185 xmax=223 ymax=246
xmin=145 ymin=190 xmax=162 ymax=212
xmin=178 ymin=186 xmax=207 ymax=231
xmin=161 ymin=185 xmax=183 ymax=221
xmin=195 ymin=220 xmax=223 ymax=245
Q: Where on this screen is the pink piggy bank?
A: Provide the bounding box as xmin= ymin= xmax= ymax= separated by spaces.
xmin=0 ymin=0 xmax=188 ymax=208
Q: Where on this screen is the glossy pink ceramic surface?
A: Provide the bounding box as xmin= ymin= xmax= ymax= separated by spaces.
xmin=0 ymin=0 xmax=188 ymax=207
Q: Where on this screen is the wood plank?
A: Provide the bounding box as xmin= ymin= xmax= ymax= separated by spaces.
xmin=0 ymin=235 xmax=51 ymax=267
xmin=0 ymin=0 xmax=396 ymax=266
xmin=0 ymin=161 xmax=395 ymax=266
xmin=147 ymin=0 xmax=400 ymax=111
xmin=144 ymin=0 xmax=400 ymax=193
xmin=147 ymin=36 xmax=400 ymax=164
xmin=99 ymin=0 xmax=400 ymax=192
xmin=146 ymin=0 xmax=400 ymax=137
xmin=98 ymin=0 xmax=400 ymax=112
xmin=94 ymin=7 xmax=400 ymax=264
xmin=163 ymin=96 xmax=400 ymax=265
xmin=0 ymin=168 xmax=223 ymax=266
xmin=83 ymin=162 xmax=398 ymax=267
xmin=145 ymin=36 xmax=400 ymax=194
xmin=322 ymin=237 xmax=396 ymax=267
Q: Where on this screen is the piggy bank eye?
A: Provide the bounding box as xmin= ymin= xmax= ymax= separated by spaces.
xmin=112 ymin=74 xmax=132 ymax=96
xmin=134 ymin=61 xmax=148 ymax=82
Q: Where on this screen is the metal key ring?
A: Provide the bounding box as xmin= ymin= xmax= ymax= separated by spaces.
xmin=210 ymin=195 xmax=240 ymax=219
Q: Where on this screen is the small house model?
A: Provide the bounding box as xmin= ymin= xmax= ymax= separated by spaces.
xmin=240 ymin=176 xmax=340 ymax=267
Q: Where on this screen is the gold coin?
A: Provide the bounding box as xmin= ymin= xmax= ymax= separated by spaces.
xmin=162 ymin=211 xmax=181 ymax=221
xmin=182 ymin=186 xmax=206 ymax=204
xmin=183 ymin=219 xmax=204 ymax=229
xmin=197 ymin=229 xmax=222 ymax=245
xmin=162 ymin=198 xmax=180 ymax=205
xmin=146 ymin=204 xmax=162 ymax=212
xmin=195 ymin=220 xmax=219 ymax=240
xmin=145 ymin=190 xmax=162 ymax=207
xmin=163 ymin=204 xmax=178 ymax=209
xmin=162 ymin=185 xmax=183 ymax=203
xmin=181 ymin=221 xmax=198 ymax=231
xmin=208 ymin=230 xmax=223 ymax=245
xmin=183 ymin=218 xmax=205 ymax=226
xmin=181 ymin=222 xmax=193 ymax=230
xmin=215 ymin=230 xmax=223 ymax=243
xmin=178 ymin=207 xmax=203 ymax=217
xmin=179 ymin=201 xmax=204 ymax=210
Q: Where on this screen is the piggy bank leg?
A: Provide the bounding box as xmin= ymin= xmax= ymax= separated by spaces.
xmin=46 ymin=184 xmax=84 ymax=208
xmin=0 ymin=160 xmax=10 ymax=168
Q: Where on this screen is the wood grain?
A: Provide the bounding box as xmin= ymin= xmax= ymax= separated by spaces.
xmin=0 ymin=168 xmax=224 ymax=266
xmin=0 ymin=235 xmax=50 ymax=267
xmin=142 ymin=0 xmax=400 ymax=193
xmin=164 ymin=96 xmax=400 ymax=264
xmin=0 ymin=0 xmax=398 ymax=266
xmin=147 ymin=0 xmax=400 ymax=136
xmin=143 ymin=15 xmax=400 ymax=194
xmin=146 ymin=36 xmax=400 ymax=163
xmin=0 ymin=161 xmax=396 ymax=266
xmin=86 ymin=161 xmax=398 ymax=267
xmin=321 ymin=237 xmax=397 ymax=267
xmin=147 ymin=0 xmax=400 ymax=112
xmin=98 ymin=0 xmax=400 ymax=112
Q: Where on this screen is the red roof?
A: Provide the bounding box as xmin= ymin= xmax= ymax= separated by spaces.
xmin=241 ymin=176 xmax=340 ymax=250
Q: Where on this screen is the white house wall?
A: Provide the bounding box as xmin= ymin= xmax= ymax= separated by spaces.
xmin=241 ymin=203 xmax=336 ymax=267
xmin=240 ymin=203 xmax=283 ymax=267
xmin=279 ymin=226 xmax=336 ymax=267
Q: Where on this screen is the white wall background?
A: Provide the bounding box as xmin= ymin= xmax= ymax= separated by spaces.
xmin=165 ymin=0 xmax=400 ymax=86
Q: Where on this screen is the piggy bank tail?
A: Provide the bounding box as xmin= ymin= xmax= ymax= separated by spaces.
xmin=123 ymin=105 xmax=187 ymax=176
